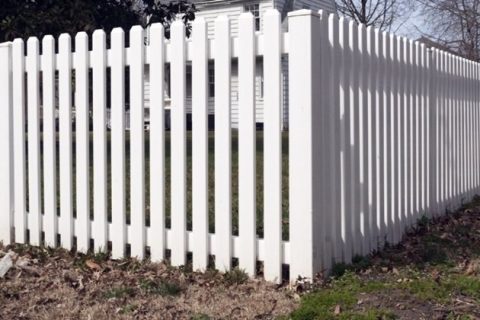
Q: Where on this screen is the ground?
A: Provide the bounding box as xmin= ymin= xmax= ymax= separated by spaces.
xmin=2 ymin=198 xmax=480 ymax=319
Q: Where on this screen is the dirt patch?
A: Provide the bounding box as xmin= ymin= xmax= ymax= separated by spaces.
xmin=0 ymin=246 xmax=297 ymax=319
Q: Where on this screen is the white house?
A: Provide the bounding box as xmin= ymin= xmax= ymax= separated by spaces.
xmin=143 ymin=0 xmax=337 ymax=130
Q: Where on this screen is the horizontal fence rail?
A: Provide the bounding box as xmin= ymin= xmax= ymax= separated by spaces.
xmin=0 ymin=9 xmax=479 ymax=283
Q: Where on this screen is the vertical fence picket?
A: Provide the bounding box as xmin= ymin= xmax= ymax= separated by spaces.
xmin=92 ymin=30 xmax=108 ymax=253
xmin=42 ymin=36 xmax=57 ymax=247
xmin=404 ymin=38 xmax=411 ymax=227
xmin=428 ymin=49 xmax=437 ymax=214
xmin=420 ymin=44 xmax=427 ymax=215
xmin=110 ymin=28 xmax=126 ymax=259
xmin=0 ymin=42 xmax=13 ymax=245
xmin=382 ymin=32 xmax=392 ymax=242
xmin=170 ymin=21 xmax=187 ymax=266
xmin=439 ymin=52 xmax=446 ymax=211
xmin=374 ymin=29 xmax=384 ymax=244
xmin=317 ymin=10 xmax=332 ymax=269
xmin=75 ymin=32 xmax=90 ymax=253
xmin=339 ymin=17 xmax=352 ymax=262
xmin=214 ymin=16 xmax=232 ymax=272
xmin=13 ymin=39 xmax=27 ymax=244
xmin=458 ymin=58 xmax=463 ymax=201
xmin=327 ymin=13 xmax=342 ymax=262
xmin=238 ymin=12 xmax=256 ymax=276
xmin=393 ymin=36 xmax=402 ymax=242
xmin=263 ymin=9 xmax=283 ymax=282
xmin=367 ymin=26 xmax=378 ymax=250
xmin=149 ymin=23 xmax=166 ymax=263
xmin=349 ymin=20 xmax=361 ymax=255
xmin=191 ymin=19 xmax=208 ymax=270
xmin=26 ymin=38 xmax=42 ymax=246
xmin=129 ymin=26 xmax=146 ymax=259
xmin=58 ymin=34 xmax=74 ymax=250
xmin=358 ymin=24 xmax=369 ymax=254
xmin=412 ymin=41 xmax=419 ymax=221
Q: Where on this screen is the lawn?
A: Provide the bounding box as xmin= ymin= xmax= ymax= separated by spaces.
xmin=42 ymin=130 xmax=290 ymax=239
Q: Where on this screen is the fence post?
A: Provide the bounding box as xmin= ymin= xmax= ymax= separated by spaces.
xmin=288 ymin=10 xmax=327 ymax=281
xmin=0 ymin=42 xmax=13 ymax=245
xmin=428 ymin=49 xmax=438 ymax=215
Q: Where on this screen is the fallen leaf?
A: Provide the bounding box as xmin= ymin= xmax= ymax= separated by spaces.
xmin=86 ymin=260 xmax=101 ymax=271
xmin=334 ymin=304 xmax=341 ymax=315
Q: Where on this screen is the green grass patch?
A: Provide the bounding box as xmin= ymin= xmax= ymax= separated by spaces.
xmin=289 ymin=272 xmax=390 ymax=320
xmin=402 ymin=274 xmax=480 ymax=303
xmin=104 ymin=286 xmax=135 ymax=299
xmin=223 ymin=268 xmax=249 ymax=286
xmin=138 ymin=279 xmax=183 ymax=296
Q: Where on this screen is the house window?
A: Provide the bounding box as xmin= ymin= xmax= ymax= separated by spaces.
xmin=208 ymin=63 xmax=215 ymax=98
xmin=244 ymin=3 xmax=260 ymax=31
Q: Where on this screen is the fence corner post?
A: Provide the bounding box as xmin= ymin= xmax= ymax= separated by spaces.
xmin=288 ymin=9 xmax=326 ymax=281
xmin=0 ymin=42 xmax=14 ymax=246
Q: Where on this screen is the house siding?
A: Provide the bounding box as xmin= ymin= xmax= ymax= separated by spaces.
xmin=144 ymin=0 xmax=336 ymax=129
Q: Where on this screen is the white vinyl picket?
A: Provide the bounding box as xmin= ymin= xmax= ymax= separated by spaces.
xmin=26 ymin=38 xmax=42 ymax=246
xmin=192 ymin=18 xmax=209 ymax=271
xmin=238 ymin=12 xmax=256 ymax=277
xmin=214 ymin=16 xmax=232 ymax=272
xmin=170 ymin=21 xmax=187 ymax=267
xmin=149 ymin=23 xmax=166 ymax=263
xmin=58 ymin=34 xmax=74 ymax=250
xmin=12 ymin=39 xmax=27 ymax=244
xmin=327 ymin=13 xmax=342 ymax=263
xmin=263 ymin=9 xmax=283 ymax=283
xmin=349 ymin=20 xmax=361 ymax=256
xmin=2 ymin=9 xmax=480 ymax=283
xmin=0 ymin=42 xmax=13 ymax=245
xmin=338 ymin=16 xmax=352 ymax=262
xmin=75 ymin=32 xmax=91 ymax=253
xmin=42 ymin=36 xmax=57 ymax=248
xmin=129 ymin=26 xmax=146 ymax=259
xmin=111 ymin=28 xmax=126 ymax=259
xmin=93 ymin=30 xmax=108 ymax=253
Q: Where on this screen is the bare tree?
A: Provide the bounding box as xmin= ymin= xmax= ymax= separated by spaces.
xmin=419 ymin=0 xmax=480 ymax=61
xmin=336 ymin=0 xmax=412 ymax=31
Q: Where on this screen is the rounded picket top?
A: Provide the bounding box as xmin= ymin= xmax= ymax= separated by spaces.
xmin=13 ymin=38 xmax=24 ymax=47
xmin=129 ymin=25 xmax=144 ymax=36
xmin=317 ymin=9 xmax=329 ymax=20
xmin=93 ymin=29 xmax=106 ymax=40
xmin=75 ymin=31 xmax=88 ymax=41
xmin=27 ymin=37 xmax=40 ymax=55
xmin=149 ymin=22 xmax=164 ymax=33
xmin=264 ymin=8 xmax=280 ymax=18
xmin=111 ymin=27 xmax=124 ymax=35
xmin=239 ymin=11 xmax=254 ymax=20
xmin=171 ymin=19 xmax=185 ymax=29
xmin=59 ymin=33 xmax=71 ymax=43
xmin=358 ymin=21 xmax=366 ymax=32
xmin=366 ymin=25 xmax=375 ymax=35
xmin=288 ymin=8 xmax=318 ymax=18
xmin=42 ymin=35 xmax=55 ymax=44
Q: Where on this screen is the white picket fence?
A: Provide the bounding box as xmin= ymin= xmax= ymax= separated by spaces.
xmin=0 ymin=9 xmax=480 ymax=283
